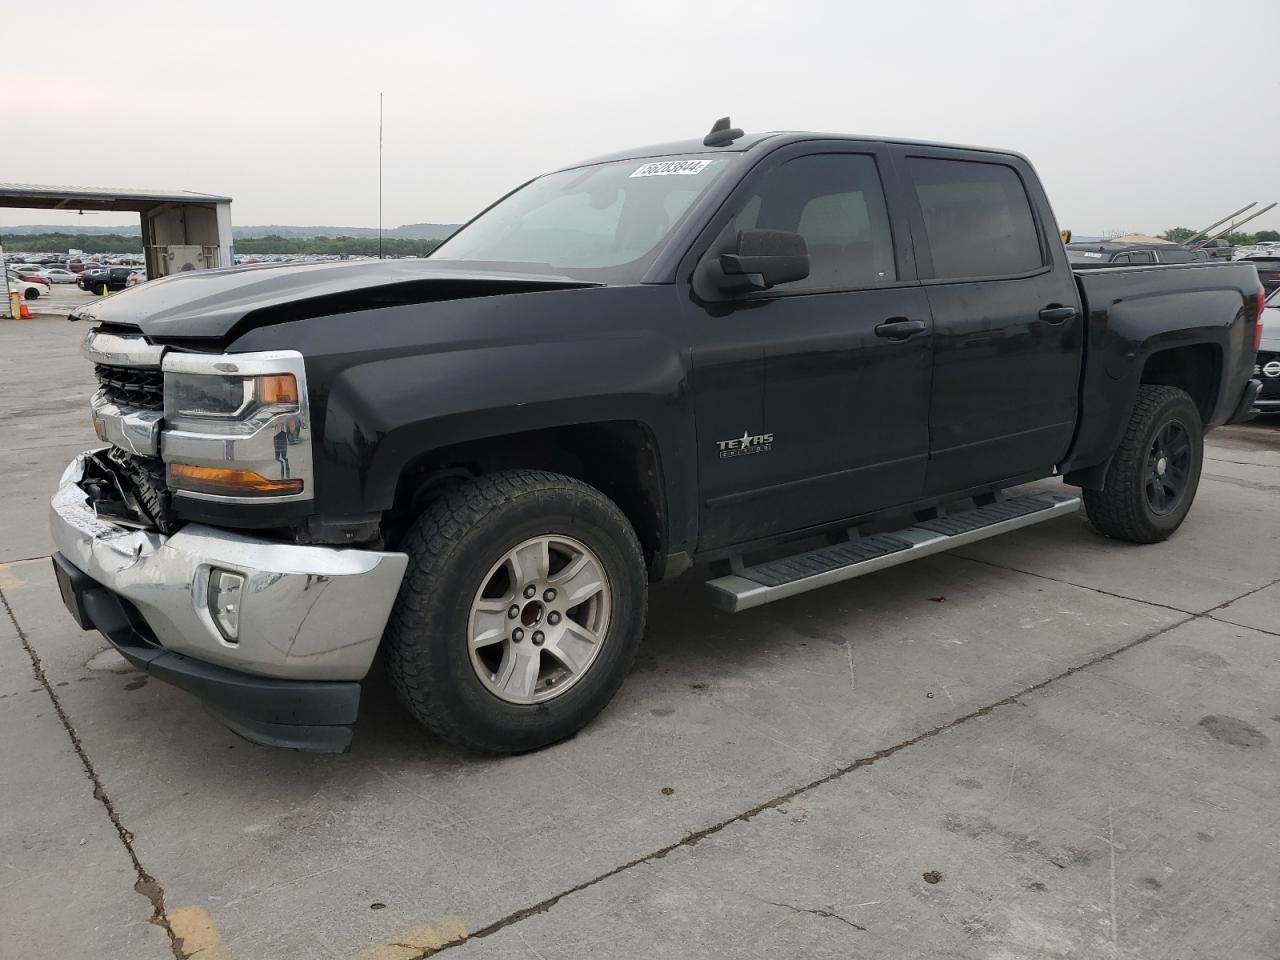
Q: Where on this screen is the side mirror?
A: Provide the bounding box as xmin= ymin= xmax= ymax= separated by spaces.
xmin=718 ymin=230 xmax=810 ymax=292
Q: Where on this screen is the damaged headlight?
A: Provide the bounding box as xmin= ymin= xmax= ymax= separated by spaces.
xmin=161 ymin=351 xmax=312 ymax=501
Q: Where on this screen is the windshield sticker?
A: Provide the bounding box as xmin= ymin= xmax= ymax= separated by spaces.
xmin=1083 ymin=251 xmax=1103 ymax=259
xmin=630 ymin=159 xmax=715 ymax=178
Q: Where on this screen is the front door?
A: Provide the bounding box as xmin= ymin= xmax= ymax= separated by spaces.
xmin=689 ymin=145 xmax=933 ymax=551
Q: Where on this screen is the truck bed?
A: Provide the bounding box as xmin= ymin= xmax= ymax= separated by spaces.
xmin=1066 ymin=260 xmax=1262 ymax=475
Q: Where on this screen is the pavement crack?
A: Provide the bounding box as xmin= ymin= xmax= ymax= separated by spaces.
xmin=1207 ymin=615 xmax=1280 ymax=639
xmin=764 ymin=900 xmax=867 ymax=931
xmin=1205 ymin=574 xmax=1280 ymax=613
xmin=407 ymin=612 xmax=1195 ymax=958
xmin=0 ymin=585 xmax=183 ymax=959
xmin=1205 ymin=456 xmax=1273 ymax=467
xmin=949 ymin=553 xmax=1197 ymax=615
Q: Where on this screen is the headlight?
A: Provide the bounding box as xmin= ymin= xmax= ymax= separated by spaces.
xmin=164 ymin=372 xmax=298 ymax=423
xmin=161 ymin=351 xmax=312 ymax=502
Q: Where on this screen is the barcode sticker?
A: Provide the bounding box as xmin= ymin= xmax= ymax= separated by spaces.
xmin=630 ymin=159 xmax=714 ymax=178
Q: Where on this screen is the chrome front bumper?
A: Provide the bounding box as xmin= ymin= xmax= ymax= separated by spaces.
xmin=50 ymin=453 xmax=408 ymax=682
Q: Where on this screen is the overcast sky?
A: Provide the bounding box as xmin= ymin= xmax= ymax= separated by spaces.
xmin=4 ymin=0 xmax=1278 ymax=236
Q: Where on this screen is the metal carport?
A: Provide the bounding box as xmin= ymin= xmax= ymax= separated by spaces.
xmin=0 ymin=182 xmax=234 ymax=285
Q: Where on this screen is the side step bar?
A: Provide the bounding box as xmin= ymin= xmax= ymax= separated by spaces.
xmin=705 ymin=491 xmax=1081 ymax=613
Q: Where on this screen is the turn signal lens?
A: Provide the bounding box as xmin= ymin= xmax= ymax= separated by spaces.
xmin=257 ymin=374 xmax=298 ymax=406
xmin=169 ymin=463 xmax=303 ymax=496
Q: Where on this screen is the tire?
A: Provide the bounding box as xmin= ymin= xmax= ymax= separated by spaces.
xmin=385 ymin=469 xmax=648 ymax=753
xmin=24 ymin=288 xmax=38 ymax=300
xmin=1083 ymin=385 xmax=1204 ymax=543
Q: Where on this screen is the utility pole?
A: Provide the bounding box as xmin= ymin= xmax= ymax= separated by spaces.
xmin=378 ymin=92 xmax=384 ymax=261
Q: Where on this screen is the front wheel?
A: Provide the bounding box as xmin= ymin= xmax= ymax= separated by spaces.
xmin=24 ymin=288 xmax=38 ymax=300
xmin=1083 ymin=384 xmax=1204 ymax=543
xmin=385 ymin=470 xmax=648 ymax=753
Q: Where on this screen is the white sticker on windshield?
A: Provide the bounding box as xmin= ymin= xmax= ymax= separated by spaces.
xmin=630 ymin=159 xmax=714 ymax=178
xmin=1083 ymin=251 xmax=1103 ymax=259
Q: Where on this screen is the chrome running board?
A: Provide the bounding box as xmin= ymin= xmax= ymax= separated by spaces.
xmin=705 ymin=492 xmax=1081 ymax=613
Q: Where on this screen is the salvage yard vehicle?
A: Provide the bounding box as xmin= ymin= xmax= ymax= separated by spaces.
xmin=39 ymin=266 xmax=79 ymax=284
xmin=1066 ymin=240 xmax=1205 ymax=265
xmin=1257 ymin=288 xmax=1280 ymax=412
xmin=7 ymin=270 xmax=48 ymax=299
xmin=51 ymin=121 xmax=1264 ymax=754
xmin=76 ymin=265 xmax=137 ymax=294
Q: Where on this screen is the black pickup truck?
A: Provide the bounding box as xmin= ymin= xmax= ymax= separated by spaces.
xmin=53 ymin=121 xmax=1264 ymax=754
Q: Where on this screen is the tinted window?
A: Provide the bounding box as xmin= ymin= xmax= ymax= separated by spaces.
xmin=907 ymin=158 xmax=1043 ymax=279
xmin=733 ymin=153 xmax=896 ymax=291
xmin=1129 ymin=251 xmax=1155 ymax=264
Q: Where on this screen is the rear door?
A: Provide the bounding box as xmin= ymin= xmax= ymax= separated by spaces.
xmin=894 ymin=147 xmax=1084 ymax=494
xmin=687 ymin=142 xmax=932 ymax=550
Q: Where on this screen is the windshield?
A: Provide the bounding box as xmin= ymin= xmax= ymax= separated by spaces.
xmin=430 ymin=155 xmax=734 ymax=282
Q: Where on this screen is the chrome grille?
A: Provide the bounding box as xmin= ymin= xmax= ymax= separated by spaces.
xmin=94 ymin=363 xmax=164 ymax=411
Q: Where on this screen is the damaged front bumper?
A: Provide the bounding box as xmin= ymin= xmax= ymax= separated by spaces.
xmin=50 ymin=452 xmax=408 ymax=752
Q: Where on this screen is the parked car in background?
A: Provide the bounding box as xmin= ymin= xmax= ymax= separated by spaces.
xmin=77 ymin=265 xmax=137 ymax=294
xmin=6 ymin=271 xmax=50 ymax=300
xmin=1257 ymin=287 xmax=1280 ymax=413
xmin=13 ymin=267 xmax=51 ymax=285
xmin=1240 ymin=256 xmax=1280 ymax=296
xmin=39 ymin=267 xmax=79 ymax=284
xmin=1067 ymin=241 xmax=1207 ymax=265
xmin=1197 ymin=238 xmax=1235 ymax=261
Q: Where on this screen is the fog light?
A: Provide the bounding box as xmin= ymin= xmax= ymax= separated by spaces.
xmin=208 ymin=569 xmax=245 ymax=642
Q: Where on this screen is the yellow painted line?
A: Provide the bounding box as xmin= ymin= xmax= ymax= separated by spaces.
xmin=168 ymin=906 xmax=230 ymax=960
xmin=355 ymin=918 xmax=468 ymax=960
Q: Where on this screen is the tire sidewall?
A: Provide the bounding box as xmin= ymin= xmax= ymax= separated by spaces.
xmin=397 ymin=483 xmax=645 ymax=750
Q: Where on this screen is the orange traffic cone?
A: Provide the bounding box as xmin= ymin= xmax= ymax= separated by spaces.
xmin=18 ymin=301 xmax=32 ymax=319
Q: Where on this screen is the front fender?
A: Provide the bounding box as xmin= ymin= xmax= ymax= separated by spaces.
xmin=321 ymin=334 xmax=692 ymax=543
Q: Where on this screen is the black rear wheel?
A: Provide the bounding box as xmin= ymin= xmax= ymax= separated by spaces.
xmin=1083 ymin=384 xmax=1204 ymax=543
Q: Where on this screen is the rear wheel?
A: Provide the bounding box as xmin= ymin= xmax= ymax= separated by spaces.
xmin=385 ymin=470 xmax=648 ymax=753
xmin=23 ymin=288 xmax=38 ymax=300
xmin=1083 ymin=384 xmax=1203 ymax=543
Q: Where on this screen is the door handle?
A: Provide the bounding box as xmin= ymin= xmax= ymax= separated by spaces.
xmin=1039 ymin=305 xmax=1078 ymax=325
xmin=874 ymin=318 xmax=928 ymax=339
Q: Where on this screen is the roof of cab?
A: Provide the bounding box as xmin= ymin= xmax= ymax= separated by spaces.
xmin=562 ymin=129 xmax=1031 ymax=172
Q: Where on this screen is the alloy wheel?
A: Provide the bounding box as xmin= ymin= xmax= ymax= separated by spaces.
xmin=468 ymin=534 xmax=612 ymax=704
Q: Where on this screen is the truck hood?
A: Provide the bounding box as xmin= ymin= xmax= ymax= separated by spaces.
xmin=69 ymin=259 xmax=600 ymax=341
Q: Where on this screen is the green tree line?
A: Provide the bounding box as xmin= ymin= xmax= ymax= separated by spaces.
xmin=0 ymin=232 xmax=445 ymax=257
xmin=235 ymin=235 xmax=444 ymax=256
xmin=1162 ymin=227 xmax=1280 ymax=245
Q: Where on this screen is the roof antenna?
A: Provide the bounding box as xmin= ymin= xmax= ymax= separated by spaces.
xmin=704 ymin=116 xmax=744 ymax=147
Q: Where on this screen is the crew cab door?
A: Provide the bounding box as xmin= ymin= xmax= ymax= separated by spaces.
xmin=893 ymin=146 xmax=1084 ymax=494
xmin=686 ymin=142 xmax=932 ymax=551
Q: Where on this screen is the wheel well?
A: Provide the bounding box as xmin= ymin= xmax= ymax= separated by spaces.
xmin=387 ymin=421 xmax=666 ymax=570
xmin=1140 ymin=344 xmax=1220 ymax=424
